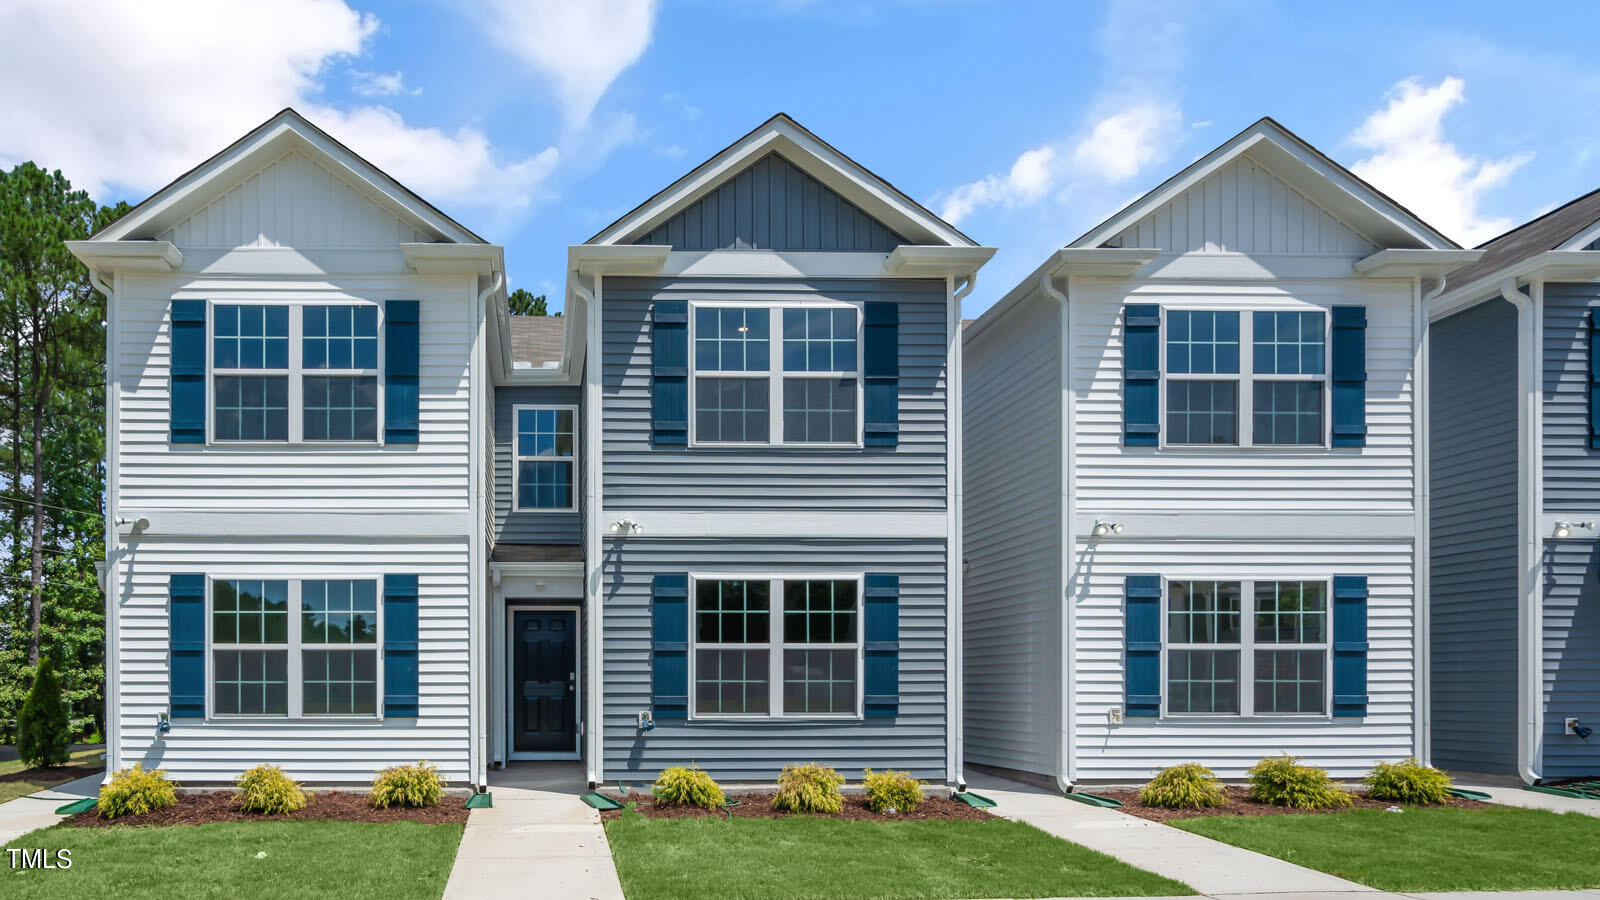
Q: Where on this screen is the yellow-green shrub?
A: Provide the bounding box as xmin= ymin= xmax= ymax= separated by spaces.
xmin=1138 ymin=763 xmax=1228 ymax=809
xmin=235 ymin=764 xmax=307 ymax=815
xmin=370 ymin=761 xmax=446 ymax=809
xmin=97 ymin=764 xmax=178 ymax=819
xmin=862 ymin=768 xmax=923 ymax=814
xmin=772 ymin=763 xmax=844 ymax=814
xmin=651 ymin=765 xmax=726 ymax=810
xmin=1247 ymin=754 xmax=1354 ymax=809
xmin=1364 ymin=757 xmax=1452 ymax=804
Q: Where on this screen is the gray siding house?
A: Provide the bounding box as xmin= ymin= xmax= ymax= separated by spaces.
xmin=1430 ymin=193 xmax=1600 ymax=781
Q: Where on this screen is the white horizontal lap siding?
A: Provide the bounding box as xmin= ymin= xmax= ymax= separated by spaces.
xmin=1073 ymin=278 xmax=1414 ymax=511
xmin=116 ymin=273 xmax=473 ymax=509
xmin=1072 ymin=539 xmax=1414 ymax=781
xmin=113 ymin=539 xmax=471 ymax=784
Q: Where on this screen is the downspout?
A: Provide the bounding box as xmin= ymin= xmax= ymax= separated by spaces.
xmin=572 ymin=273 xmax=602 ymax=789
xmin=1500 ymin=277 xmax=1543 ymax=786
xmin=88 ymin=268 xmax=118 ymax=779
xmin=950 ymin=272 xmax=976 ymax=791
xmin=1037 ymin=265 xmax=1075 ymax=794
xmin=470 ymin=269 xmax=501 ymax=792
xmin=1415 ymin=275 xmax=1444 ymax=766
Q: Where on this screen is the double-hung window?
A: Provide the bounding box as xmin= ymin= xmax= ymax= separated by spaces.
xmin=1164 ymin=578 xmax=1330 ymax=717
xmin=1163 ymin=309 xmax=1327 ymax=447
xmin=513 ymin=405 xmax=577 ymax=511
xmin=210 ymin=577 xmax=380 ymax=718
xmin=691 ymin=575 xmax=861 ymax=718
xmin=211 ymin=302 xmax=381 ymax=443
xmin=690 ymin=304 xmax=861 ymax=446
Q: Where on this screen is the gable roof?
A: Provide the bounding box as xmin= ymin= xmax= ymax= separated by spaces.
xmin=91 ymin=107 xmax=486 ymax=245
xmin=1440 ymin=187 xmax=1600 ymax=293
xmin=588 ymin=113 xmax=976 ymax=248
xmin=1071 ymin=117 xmax=1458 ymax=252
xmin=508 ymin=315 xmax=566 ymax=368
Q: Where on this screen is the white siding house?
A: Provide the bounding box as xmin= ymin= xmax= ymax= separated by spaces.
xmin=964 ymin=118 xmax=1479 ymax=785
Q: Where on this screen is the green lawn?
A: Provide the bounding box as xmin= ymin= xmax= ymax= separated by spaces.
xmin=1175 ymin=805 xmax=1600 ymax=892
xmin=0 ymin=821 xmax=463 ymax=900
xmin=604 ymin=812 xmax=1195 ymax=900
xmin=0 ymin=748 xmax=102 ymax=805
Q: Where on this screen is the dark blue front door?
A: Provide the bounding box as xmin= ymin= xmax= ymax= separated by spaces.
xmin=513 ymin=609 xmax=577 ymax=753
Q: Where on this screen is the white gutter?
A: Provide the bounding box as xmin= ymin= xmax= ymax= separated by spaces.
xmin=1035 ymin=266 xmax=1076 ymax=795
xmin=1414 ymin=274 xmax=1445 ymax=765
xmin=573 ymin=273 xmax=603 ymax=789
xmin=949 ymin=271 xmax=977 ymax=791
xmin=470 ymin=269 xmax=503 ymax=790
xmin=1500 ymin=277 xmax=1544 ymax=786
xmin=87 ymin=268 xmax=118 ymax=779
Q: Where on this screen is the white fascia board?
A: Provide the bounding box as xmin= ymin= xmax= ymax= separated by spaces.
xmin=1072 ymin=512 xmax=1416 ymax=542
xmin=115 ymin=509 xmax=473 ymax=539
xmin=1354 ymin=248 xmax=1484 ymax=278
xmin=65 ymin=240 xmax=182 ymax=273
xmin=1431 ymin=251 xmax=1600 ymax=321
xmin=885 ymin=245 xmax=997 ymax=277
xmin=569 ymin=243 xmax=671 ymax=275
xmin=965 ymin=248 xmax=1159 ymax=344
xmin=598 ymin=510 xmax=948 ymax=540
xmin=401 ymin=242 xmax=502 ymax=275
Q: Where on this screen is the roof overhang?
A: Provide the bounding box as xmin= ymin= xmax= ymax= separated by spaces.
xmin=1432 ymin=250 xmax=1600 ymax=321
xmin=966 ymin=248 xmax=1162 ymax=343
xmin=885 ymin=245 xmax=997 ymax=278
xmin=1354 ymin=248 xmax=1484 ymax=279
xmin=401 ymin=242 xmax=503 ymax=276
xmin=64 ymin=240 xmax=182 ymax=275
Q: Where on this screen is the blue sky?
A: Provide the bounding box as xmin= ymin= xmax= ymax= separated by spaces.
xmin=6 ymin=0 xmax=1600 ymax=317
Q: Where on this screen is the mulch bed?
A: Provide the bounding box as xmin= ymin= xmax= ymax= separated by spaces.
xmin=2 ymin=759 xmax=102 ymax=786
xmin=1097 ymin=784 xmax=1483 ymax=822
xmin=599 ymin=791 xmax=994 ymax=822
xmin=67 ymin=790 xmax=469 ymax=827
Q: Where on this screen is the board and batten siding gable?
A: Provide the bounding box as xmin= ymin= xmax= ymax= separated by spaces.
xmin=494 ymin=384 xmax=582 ymax=544
xmin=601 ymin=277 xmax=947 ymax=511
xmin=1541 ymin=282 xmax=1600 ymax=511
xmin=962 ymin=291 xmax=1062 ymax=777
xmin=157 ymin=150 xmax=433 ymax=250
xmin=1073 ymin=539 xmax=1415 ymax=780
xmin=630 ymin=153 xmax=909 ymax=252
xmin=1101 ymin=155 xmax=1376 ymax=256
xmin=1072 ymin=278 xmax=1415 ymax=511
xmin=600 ymin=538 xmax=946 ymax=781
xmin=112 ymin=538 xmax=471 ymax=784
xmin=1428 ymin=297 xmax=1519 ymax=774
xmin=1540 ymin=541 xmax=1600 ymax=777
xmin=115 ymin=275 xmax=474 ymax=511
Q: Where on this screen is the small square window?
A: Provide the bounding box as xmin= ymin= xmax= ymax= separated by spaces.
xmin=783 ymin=308 xmax=857 ymax=372
xmin=1167 ymin=381 xmax=1237 ymax=445
xmin=303 ymin=376 xmax=378 ymax=441
xmin=782 ymin=649 xmax=856 ymax=715
xmin=782 ymin=378 xmax=856 ymax=444
xmin=1167 ymin=648 xmax=1240 ymax=714
xmin=783 ymin=580 xmax=858 ymax=643
xmin=695 ymin=307 xmax=769 ymax=371
xmin=696 ymin=580 xmax=771 ymax=644
xmin=215 ymin=375 xmax=289 ymax=441
xmin=1167 ymin=310 xmax=1239 ymax=375
xmin=1252 ymin=311 xmax=1325 ymax=376
xmin=694 ymin=648 xmax=770 ymax=716
xmin=1253 ymin=382 xmax=1323 ymax=446
xmin=1254 ymin=649 xmax=1325 ymax=714
xmin=695 ymin=378 xmax=769 ymax=443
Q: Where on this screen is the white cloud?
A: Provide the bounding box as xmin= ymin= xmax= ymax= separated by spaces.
xmin=939 ymin=145 xmax=1057 ymax=224
xmin=482 ymin=0 xmax=657 ymax=126
xmin=1071 ymin=103 xmax=1181 ymax=183
xmin=351 ymin=70 xmax=419 ymax=97
xmin=0 ymin=0 xmax=560 ymax=215
xmin=1349 ymin=76 xmax=1531 ymax=247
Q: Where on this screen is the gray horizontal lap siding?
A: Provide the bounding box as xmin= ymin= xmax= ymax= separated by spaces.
xmin=1541 ymin=541 xmax=1600 ymax=777
xmin=1429 ymin=298 xmax=1520 ymax=774
xmin=1544 ymin=283 xmax=1600 ymax=510
xmin=602 ymin=277 xmax=948 ymax=510
xmin=494 ymin=384 xmax=582 ymax=544
xmin=601 ymin=538 xmax=947 ymax=782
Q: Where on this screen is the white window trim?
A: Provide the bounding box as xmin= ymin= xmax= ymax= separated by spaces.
xmin=1159 ymin=575 xmax=1333 ymax=720
xmin=1158 ymin=307 xmax=1331 ymax=449
xmin=511 ymin=404 xmax=580 ymax=513
xmin=687 ymin=572 xmax=865 ymax=721
xmin=204 ymin=575 xmax=385 ymax=721
xmin=206 ymin=300 xmax=386 ymax=447
xmin=687 ymin=299 xmax=866 ymax=449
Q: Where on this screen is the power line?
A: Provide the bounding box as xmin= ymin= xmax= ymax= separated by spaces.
xmin=0 ymin=572 xmax=102 ymax=595
xmin=0 ymin=493 xmax=103 ymax=518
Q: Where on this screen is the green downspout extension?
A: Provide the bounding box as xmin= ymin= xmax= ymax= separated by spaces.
xmin=1062 ymin=791 xmax=1123 ymax=808
xmin=464 ymin=792 xmax=493 ymax=809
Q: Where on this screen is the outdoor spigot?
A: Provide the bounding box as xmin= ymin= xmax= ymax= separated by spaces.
xmin=157 ymin=711 xmax=170 ymax=734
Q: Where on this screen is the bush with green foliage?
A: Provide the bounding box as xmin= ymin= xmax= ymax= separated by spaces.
xmin=98 ymin=764 xmax=178 ymax=819
xmin=862 ymin=768 xmax=923 ymax=814
xmin=1247 ymin=754 xmax=1354 ymax=809
xmin=17 ymin=658 xmax=69 ymax=767
xmin=235 ymin=763 xmax=307 ymax=814
xmin=1364 ymin=757 xmax=1452 ymax=804
xmin=1139 ymin=763 xmax=1229 ymax=809
xmin=772 ymin=763 xmax=845 ymax=814
xmin=651 ymin=764 xmax=726 ymax=810
xmin=370 ymin=761 xmax=446 ymax=809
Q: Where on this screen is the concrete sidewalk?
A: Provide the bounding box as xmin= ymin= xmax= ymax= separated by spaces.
xmin=0 ymin=773 xmax=101 ymax=845
xmin=441 ymin=763 xmax=623 ymax=900
xmin=1457 ymin=784 xmax=1600 ymax=819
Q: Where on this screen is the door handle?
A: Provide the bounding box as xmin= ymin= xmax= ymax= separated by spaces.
xmin=568 ymin=671 xmax=576 ymax=692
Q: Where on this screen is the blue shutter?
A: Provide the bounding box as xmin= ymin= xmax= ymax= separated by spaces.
xmin=1331 ymin=306 xmax=1367 ymax=448
xmin=1123 ymin=305 xmax=1159 ymax=447
xmin=863 ymin=303 xmax=900 ymax=447
xmin=863 ymin=574 xmax=900 ymax=717
xmin=1124 ymin=575 xmax=1161 ymax=717
xmin=170 ymin=301 xmax=207 ymax=444
xmin=651 ymin=301 xmax=688 ymax=445
xmin=651 ymin=574 xmax=689 ymax=718
xmin=1588 ymin=311 xmax=1600 ymax=449
xmin=169 ymin=574 xmax=206 ymax=718
xmin=1332 ymin=575 xmax=1369 ymax=717
xmin=385 ymin=300 xmax=420 ymax=444
xmin=383 ymin=574 xmax=419 ymax=718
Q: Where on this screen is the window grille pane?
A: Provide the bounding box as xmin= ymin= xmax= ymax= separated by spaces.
xmin=1166 ymin=380 xmax=1237 ymax=444
xmin=1167 ymin=580 xmax=1242 ymax=644
xmin=214 ymin=375 xmax=289 ymax=441
xmin=212 ymin=649 xmax=288 ymax=716
xmin=694 ymin=307 xmax=769 ymax=371
xmin=302 ymin=580 xmax=379 ymax=645
xmin=782 ymin=308 xmax=857 ymax=372
xmin=1254 ymin=649 xmax=1326 ymax=714
xmin=1254 ymin=581 xmax=1328 ymax=643
xmin=1252 ymin=310 xmax=1325 ymax=375
xmin=303 ymin=305 xmax=379 ymax=370
xmin=516 ymin=408 xmax=576 ymax=458
xmin=783 ymin=580 xmax=858 ymax=643
xmin=782 ymin=378 xmax=856 ymax=443
xmin=782 ymin=649 xmax=856 ymax=715
xmin=303 ymin=375 xmax=378 ymax=441
xmin=694 ymin=378 xmax=769 ymax=442
xmin=694 ymin=648 xmax=770 ymax=715
xmin=213 ymin=579 xmax=289 ymax=645
xmin=695 ymin=580 xmax=771 ymax=643
xmin=214 ymin=305 xmax=289 ymax=370
xmin=302 ymin=649 xmax=378 ymax=715
xmin=1253 ymin=381 xmax=1323 ymax=445
xmin=1166 ymin=310 xmax=1239 ymax=375
xmin=517 ymin=461 xmax=573 ymax=509
xmin=1166 ymin=648 xmax=1240 ymax=714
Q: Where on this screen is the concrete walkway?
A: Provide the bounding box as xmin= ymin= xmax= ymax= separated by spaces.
xmin=0 ymin=773 xmax=100 ymax=845
xmin=441 ymin=763 xmax=623 ymax=900
xmin=1458 ymin=784 xmax=1600 ymax=818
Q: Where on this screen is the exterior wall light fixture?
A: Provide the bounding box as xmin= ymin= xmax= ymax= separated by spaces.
xmin=1091 ymin=520 xmax=1123 ymax=537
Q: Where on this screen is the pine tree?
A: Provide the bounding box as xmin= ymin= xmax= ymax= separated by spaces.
xmin=17 ymin=657 xmax=68 ymax=767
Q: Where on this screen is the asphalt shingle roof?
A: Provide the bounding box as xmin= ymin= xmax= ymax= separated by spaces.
xmin=508 ymin=316 xmax=565 ymax=368
xmin=1443 ymin=188 xmax=1600 ymax=293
